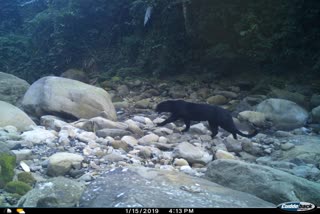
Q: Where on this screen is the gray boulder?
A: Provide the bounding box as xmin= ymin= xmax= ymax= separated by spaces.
xmin=18 ymin=177 xmax=85 ymax=207
xmin=22 ymin=76 xmax=117 ymax=121
xmin=79 ymin=166 xmax=273 ymax=207
xmin=0 ymin=101 xmax=35 ymax=131
xmin=173 ymin=142 xmax=212 ymax=165
xmin=256 ymin=98 xmax=308 ymax=130
xmin=0 ymin=72 xmax=30 ymax=106
xmin=206 ymin=159 xmax=320 ymax=205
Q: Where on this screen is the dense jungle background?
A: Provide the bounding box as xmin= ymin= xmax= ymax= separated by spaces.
xmin=1 ymin=0 xmax=320 ymax=84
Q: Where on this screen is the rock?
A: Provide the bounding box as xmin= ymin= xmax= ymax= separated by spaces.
xmin=60 ymin=68 xmax=89 ymax=83
xmin=96 ymin=129 xmax=131 ymax=138
xmin=311 ymin=94 xmax=320 ymax=108
xmin=138 ymin=133 xmax=159 ymax=145
xmin=21 ymin=128 xmax=56 ymax=144
xmin=274 ymin=131 xmax=294 ymax=138
xmin=40 ymin=115 xmax=68 ymax=131
xmin=22 ymin=76 xmax=117 ymax=120
xmin=269 ymin=88 xmax=306 ymax=107
xmin=238 ymin=111 xmax=270 ymax=128
xmin=114 ymin=101 xmax=129 ymax=109
xmin=291 ymin=165 xmax=320 ymax=181
xmin=124 ymin=119 xmax=144 ymax=136
xmin=215 ymin=91 xmax=238 ymax=99
xmin=0 ymin=72 xmax=30 ymax=106
xmin=47 ymin=152 xmax=84 ymax=177
xmin=104 ymin=151 xmax=127 ymax=162
xmin=121 ymin=136 xmax=138 ymax=147
xmin=79 ymin=166 xmax=273 ymax=207
xmin=215 ymin=149 xmax=236 ymax=160
xmin=12 ymin=149 xmax=32 ymax=163
xmin=173 ymin=158 xmax=189 ymax=166
xmin=190 ymin=123 xmax=208 ymax=135
xmin=158 ymin=136 xmax=168 ymax=144
xmin=0 ymin=101 xmax=35 ymax=131
xmin=206 ymin=95 xmax=228 ymax=105
xmin=153 ymin=127 xmax=173 ymax=135
xmin=111 ymin=140 xmax=130 ymax=152
xmin=281 ymin=142 xmax=295 ymax=151
xmin=241 ymin=141 xmax=264 ymax=156
xmin=79 ymin=117 xmax=128 ymax=132
xmin=256 ymin=98 xmax=308 ymax=130
xmin=18 ymin=177 xmax=85 ymax=207
xmin=117 ymin=85 xmax=129 ymax=97
xmin=134 ymin=99 xmax=151 ymax=109
xmin=173 ymin=142 xmax=212 ymax=165
xmin=311 ymin=106 xmax=320 ymax=123
xmin=76 ymin=131 xmax=97 ymax=143
xmin=223 ymin=136 xmax=242 ymax=153
xmin=272 ymin=136 xmax=320 ymax=165
xmin=138 ymin=147 xmax=152 ymax=159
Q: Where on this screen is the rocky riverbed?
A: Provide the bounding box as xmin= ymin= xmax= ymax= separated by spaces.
xmin=0 ymin=71 xmax=319 ymax=207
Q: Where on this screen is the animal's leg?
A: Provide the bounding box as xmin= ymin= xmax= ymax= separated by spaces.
xmin=232 ymin=133 xmax=238 ymax=140
xmin=157 ymin=114 xmax=179 ymax=126
xmin=208 ymin=120 xmax=218 ymax=138
xmin=181 ymin=119 xmax=190 ymax=132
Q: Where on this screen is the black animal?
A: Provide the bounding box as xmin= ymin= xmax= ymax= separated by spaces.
xmin=155 ymin=100 xmax=258 ymax=140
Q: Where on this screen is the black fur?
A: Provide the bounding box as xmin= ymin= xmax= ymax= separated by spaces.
xmin=155 ymin=100 xmax=258 ymax=140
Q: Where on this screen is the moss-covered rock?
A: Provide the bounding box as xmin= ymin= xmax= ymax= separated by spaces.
xmin=0 ymin=147 xmax=16 ymax=188
xmin=17 ymin=172 xmax=36 ymax=186
xmin=4 ymin=181 xmax=32 ymax=196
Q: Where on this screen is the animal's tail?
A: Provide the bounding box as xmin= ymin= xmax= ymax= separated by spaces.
xmin=236 ymin=129 xmax=259 ymax=138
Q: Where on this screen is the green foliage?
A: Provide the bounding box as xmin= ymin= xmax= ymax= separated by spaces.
xmin=0 ymin=0 xmax=319 ymax=83
xmin=4 ymin=181 xmax=32 ymax=196
xmin=17 ymin=172 xmax=36 ymax=186
xmin=0 ymin=152 xmax=16 ymax=188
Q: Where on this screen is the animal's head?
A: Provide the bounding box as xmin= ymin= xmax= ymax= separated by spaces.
xmin=155 ymin=100 xmax=174 ymax=113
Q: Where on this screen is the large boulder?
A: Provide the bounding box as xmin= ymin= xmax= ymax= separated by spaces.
xmin=0 ymin=101 xmax=35 ymax=131
xmin=79 ymin=166 xmax=273 ymax=207
xmin=22 ymin=76 xmax=117 ymax=121
xmin=205 ymin=159 xmax=320 ymax=205
xmin=18 ymin=177 xmax=85 ymax=207
xmin=0 ymin=72 xmax=30 ymax=106
xmin=256 ymin=98 xmax=308 ymax=130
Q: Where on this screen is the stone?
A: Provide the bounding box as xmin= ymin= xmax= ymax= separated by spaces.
xmin=206 ymin=159 xmax=320 ymax=205
xmin=124 ymin=119 xmax=144 ymax=136
xmin=79 ymin=166 xmax=273 ymax=207
xmin=79 ymin=117 xmax=128 ymax=132
xmin=173 ymin=158 xmax=189 ymax=166
xmin=12 ymin=149 xmax=32 ymax=163
xmin=47 ymin=152 xmax=84 ymax=176
xmin=22 ymin=76 xmax=116 ymax=120
xmin=238 ymin=111 xmax=270 ymax=128
xmin=18 ymin=177 xmax=85 ymax=207
xmin=190 ymin=123 xmax=208 ymax=135
xmin=0 ymin=72 xmax=30 ymax=106
xmin=206 ymin=95 xmax=228 ymax=105
xmin=121 ymin=136 xmax=138 ymax=147
xmin=281 ymin=142 xmax=295 ymax=151
xmin=96 ymin=129 xmax=131 ymax=138
xmin=21 ymin=128 xmax=56 ymax=145
xmin=0 ymin=101 xmax=35 ymax=131
xmin=256 ymin=98 xmax=308 ymax=130
xmin=40 ymin=115 xmax=68 ymax=132
xmin=215 ymin=149 xmax=236 ymax=160
xmin=173 ymin=142 xmax=212 ymax=165
xmin=223 ymin=136 xmax=242 ymax=153
xmin=138 ymin=133 xmax=159 ymax=145
xmin=134 ymin=99 xmax=151 ymax=109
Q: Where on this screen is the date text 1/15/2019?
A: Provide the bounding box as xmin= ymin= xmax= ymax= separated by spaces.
xmin=125 ymin=209 xmax=195 ymax=214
